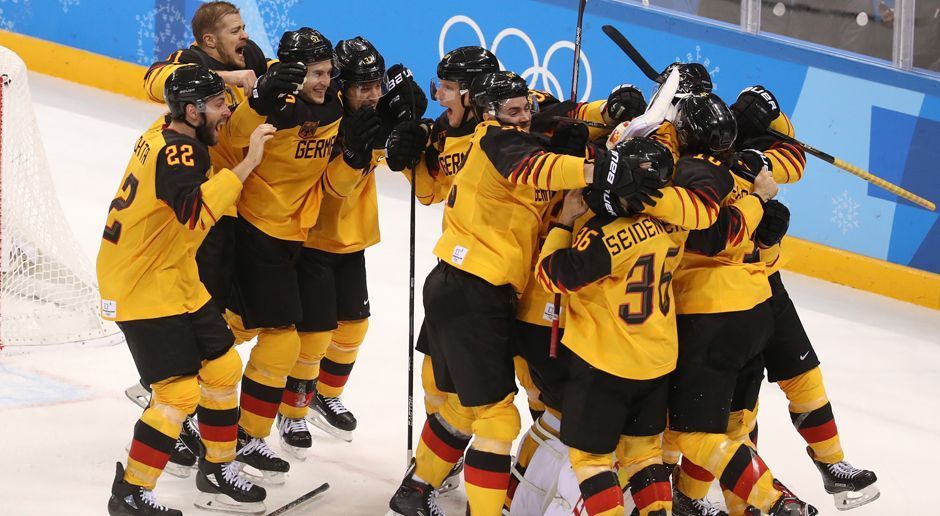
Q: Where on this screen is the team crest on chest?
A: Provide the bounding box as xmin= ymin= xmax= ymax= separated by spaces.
xmin=299 ymin=121 xmax=320 ymax=139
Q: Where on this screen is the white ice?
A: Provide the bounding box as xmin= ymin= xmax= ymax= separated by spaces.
xmin=0 ymin=72 xmax=937 ymax=515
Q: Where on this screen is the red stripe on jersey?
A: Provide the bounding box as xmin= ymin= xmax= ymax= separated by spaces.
xmin=632 ymin=481 xmax=672 ymax=510
xmin=688 ymin=190 xmax=701 ymax=227
xmin=584 ymin=485 xmax=624 ymax=515
xmin=464 ymin=465 xmax=510 ymax=490
xmin=420 ymin=422 xmax=464 ymax=463
xmin=681 ymin=459 xmax=715 ymax=482
xmin=798 ymin=420 xmax=838 ymax=444
xmin=129 ymin=439 xmax=171 ymax=470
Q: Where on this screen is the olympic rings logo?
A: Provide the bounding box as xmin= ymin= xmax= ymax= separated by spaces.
xmin=439 ymin=15 xmax=592 ymax=102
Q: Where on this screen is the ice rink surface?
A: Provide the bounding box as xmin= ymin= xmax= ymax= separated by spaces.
xmin=0 ymin=73 xmax=937 ymax=515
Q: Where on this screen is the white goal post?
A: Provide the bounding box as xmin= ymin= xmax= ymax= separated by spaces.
xmin=0 ymin=46 xmax=121 ymax=352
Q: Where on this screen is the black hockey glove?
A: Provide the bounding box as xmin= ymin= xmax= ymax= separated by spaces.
xmin=583 ymin=187 xmax=632 ymax=217
xmin=341 ymin=106 xmax=382 ymax=169
xmin=731 ymin=149 xmax=772 ymax=181
xmin=249 ymin=62 xmax=306 ymax=115
xmin=549 ymin=122 xmax=589 ymax=157
xmin=603 ymin=84 xmax=647 ymax=123
xmin=731 ymin=85 xmax=780 ymax=142
xmin=386 ymin=119 xmax=432 ymax=171
xmin=378 ymin=64 xmax=428 ymax=126
xmin=755 ymin=199 xmax=790 ymax=248
xmin=592 ymin=146 xmax=664 ymax=212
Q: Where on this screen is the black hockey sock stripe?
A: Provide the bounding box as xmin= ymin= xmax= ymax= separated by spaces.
xmin=427 ymin=414 xmax=471 ymax=451
xmin=241 ymin=375 xmax=284 ymax=404
xmin=790 ymin=402 xmax=834 ymax=428
xmin=629 ymin=464 xmax=672 ymax=511
xmin=133 ymin=418 xmax=176 ymax=454
xmin=579 ymin=471 xmax=623 ymax=514
xmin=718 ymin=444 xmax=758 ymax=491
xmin=464 ymin=448 xmax=511 ymax=489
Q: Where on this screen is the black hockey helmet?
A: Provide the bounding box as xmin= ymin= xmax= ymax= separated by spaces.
xmin=584 ymin=137 xmax=674 ymax=217
xmin=675 ymin=93 xmax=737 ymax=154
xmin=165 ymin=64 xmax=226 ymax=119
xmin=335 ymin=36 xmax=385 ymax=85
xmin=437 ymin=46 xmax=500 ymax=89
xmin=658 ymin=62 xmax=713 ymax=97
xmin=278 ymin=28 xmax=336 ymax=69
xmin=469 ymin=71 xmax=530 ymax=120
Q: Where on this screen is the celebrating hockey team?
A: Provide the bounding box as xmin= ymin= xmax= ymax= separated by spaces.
xmin=95 ymin=2 xmax=883 ymax=515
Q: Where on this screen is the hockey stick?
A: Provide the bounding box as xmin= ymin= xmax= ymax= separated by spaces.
xmin=552 ymin=115 xmax=611 ymax=129
xmin=265 ymin=482 xmax=330 ymax=515
xmin=602 ymin=24 xmax=937 ymax=211
xmin=550 ymin=0 xmax=588 ymax=359
xmin=406 ymin=68 xmax=419 ymax=466
xmin=768 ymin=129 xmax=936 ymax=211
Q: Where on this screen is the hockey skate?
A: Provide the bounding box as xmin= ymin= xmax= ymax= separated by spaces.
xmin=125 ymin=382 xmax=151 ymax=409
xmin=307 ymin=392 xmax=356 ymax=442
xmin=276 ymin=412 xmax=312 ymax=460
xmin=235 ymin=427 xmax=290 ymax=485
xmin=750 ymin=479 xmax=817 ymax=516
xmin=403 ymin=455 xmax=463 ymax=495
xmin=386 ymin=477 xmax=446 ymax=516
xmin=195 ymin=458 xmax=267 ymax=515
xmin=107 ymin=462 xmax=182 ymax=516
xmin=808 ymin=447 xmax=879 ymax=511
xmin=672 ymin=485 xmax=728 ymax=516
xmin=165 ymin=416 xmax=201 ymax=478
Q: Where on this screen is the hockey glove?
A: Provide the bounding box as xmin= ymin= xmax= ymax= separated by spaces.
xmin=249 ymin=62 xmax=306 ymax=115
xmin=386 ymin=119 xmax=432 ymax=171
xmin=731 ymin=85 xmax=780 ymax=142
xmin=593 ymin=146 xmax=664 ymax=212
xmin=603 ymin=84 xmax=647 ymax=124
xmin=378 ymin=64 xmax=428 ymax=126
xmin=732 ymin=149 xmax=772 ymax=181
xmin=583 ymin=187 xmax=632 ymax=217
xmin=755 ymin=199 xmax=790 ymax=248
xmin=549 ymin=122 xmax=589 ymax=157
xmin=341 ymin=106 xmax=382 ymax=169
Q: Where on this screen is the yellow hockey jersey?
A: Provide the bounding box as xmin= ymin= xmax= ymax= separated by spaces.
xmin=402 ymin=113 xmax=476 ymax=206
xmin=221 ymin=88 xmax=344 ymax=241
xmin=433 ymin=121 xmax=589 ymax=293
xmin=537 ymin=215 xmax=686 ymax=380
xmin=97 ymin=128 xmax=243 ymax=321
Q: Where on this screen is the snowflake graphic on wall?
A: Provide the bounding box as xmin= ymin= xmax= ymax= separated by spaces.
xmin=831 ymin=191 xmax=861 ymax=234
xmin=58 ymin=0 xmax=78 ymax=13
xmin=135 ymin=3 xmax=189 ymax=65
xmin=0 ymin=0 xmax=30 ymax=31
xmin=257 ymin=0 xmax=300 ymax=50
xmin=674 ymin=45 xmax=720 ymax=91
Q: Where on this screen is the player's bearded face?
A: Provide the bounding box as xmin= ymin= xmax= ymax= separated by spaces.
xmin=195 ymin=94 xmax=231 ymax=146
xmin=211 ymin=13 xmax=248 ymax=69
xmin=495 ymin=96 xmax=533 ymax=132
xmin=301 ymin=60 xmax=333 ymax=104
xmin=434 ymin=79 xmax=466 ymax=127
xmin=345 ymin=80 xmax=381 ymax=111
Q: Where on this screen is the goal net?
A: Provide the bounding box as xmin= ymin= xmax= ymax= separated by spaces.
xmin=0 ymin=46 xmax=122 ymax=352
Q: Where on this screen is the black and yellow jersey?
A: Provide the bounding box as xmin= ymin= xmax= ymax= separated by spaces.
xmin=529 ymin=89 xmax=609 ymax=141
xmin=402 ymin=113 xmax=476 ymax=206
xmin=674 ymin=155 xmax=771 ymax=315
xmin=97 ymin=128 xmax=243 ymax=321
xmin=536 ymin=214 xmax=686 ymax=380
xmin=433 ymin=121 xmax=589 ymax=293
xmin=304 ymin=149 xmax=384 ymax=253
xmin=220 ymin=87 xmax=346 ymax=241
xmin=517 ymin=192 xmax=568 ymax=328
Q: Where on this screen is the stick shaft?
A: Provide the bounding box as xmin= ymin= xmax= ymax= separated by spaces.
xmin=601 ymin=24 xmax=661 ymax=82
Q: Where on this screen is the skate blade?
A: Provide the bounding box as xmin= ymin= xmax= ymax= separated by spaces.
xmin=306 ymin=412 xmax=354 ymax=442
xmin=164 ymin=461 xmax=195 ymax=479
xmin=195 ymin=492 xmax=265 ymax=515
xmin=234 ymin=462 xmax=286 ymax=486
xmin=437 ymin=472 xmax=461 ymax=495
xmin=124 ymin=384 xmax=150 ymax=409
xmin=279 ymin=440 xmax=310 ymax=461
xmin=834 ymin=484 xmax=880 ymax=511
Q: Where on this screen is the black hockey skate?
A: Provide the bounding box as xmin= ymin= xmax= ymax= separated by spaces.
xmin=760 ymin=479 xmax=818 ymax=516
xmin=235 ymin=427 xmax=289 ymax=485
xmin=386 ymin=477 xmax=446 ymax=516
xmin=195 ymin=458 xmax=267 ymax=515
xmin=307 ymin=392 xmax=357 ymax=442
xmin=403 ymin=455 xmax=463 ymax=496
xmin=276 ymin=412 xmax=312 ymax=460
xmin=808 ymin=447 xmax=879 ymax=511
xmin=107 ymin=462 xmax=181 ymax=516
xmin=165 ymin=416 xmax=200 ymax=478
xmin=673 ymin=485 xmax=728 ymax=516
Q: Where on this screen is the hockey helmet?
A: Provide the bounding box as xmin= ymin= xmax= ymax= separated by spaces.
xmin=675 ymin=93 xmax=737 ymax=154
xmin=437 ymin=46 xmax=500 ymax=90
xmin=278 ymin=28 xmax=338 ymax=77
xmin=165 ymin=64 xmax=226 ymax=119
xmin=469 ymin=71 xmax=531 ymax=120
xmin=335 ymin=36 xmax=385 ymax=85
xmin=657 ymin=62 xmax=713 ymax=97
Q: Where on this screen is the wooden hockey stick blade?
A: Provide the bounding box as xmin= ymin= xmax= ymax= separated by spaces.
xmin=601 ymin=25 xmax=661 ymax=83
xmin=265 ymin=482 xmax=330 ymax=515
xmin=768 ymin=129 xmax=936 ymax=211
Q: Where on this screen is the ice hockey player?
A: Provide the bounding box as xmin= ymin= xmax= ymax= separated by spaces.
xmin=274 ymin=36 xmax=391 ymax=451
xmin=99 ymin=65 xmax=274 ymax=515
xmin=219 ymin=27 xmax=372 ymax=483
xmin=664 ymin=92 xmax=818 ymax=516
xmin=387 ymin=70 xmax=665 ymax=515
xmin=672 ymin=85 xmax=878 ymax=515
